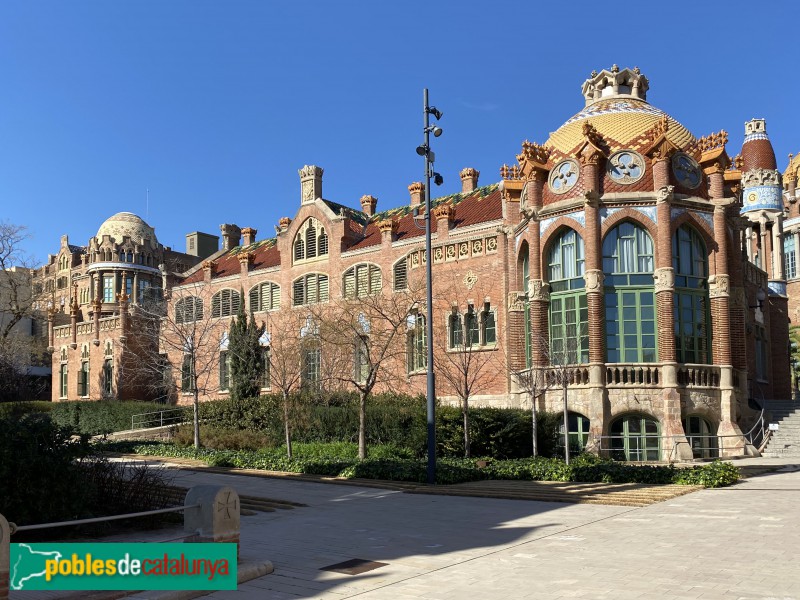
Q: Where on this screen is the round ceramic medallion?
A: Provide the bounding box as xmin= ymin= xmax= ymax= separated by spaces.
xmin=607 ymin=150 xmax=645 ymax=184
xmin=671 ymin=152 xmax=702 ymax=189
xmin=549 ymin=159 xmax=580 ymax=194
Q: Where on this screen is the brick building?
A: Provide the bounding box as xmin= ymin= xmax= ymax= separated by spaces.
xmin=41 ymin=212 xmax=214 ymax=401
xmin=50 ymin=66 xmax=793 ymax=461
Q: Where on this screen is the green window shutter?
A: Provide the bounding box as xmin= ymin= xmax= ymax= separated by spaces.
xmin=344 ymin=268 xmax=355 ymax=297
xmin=319 ymin=275 xmax=329 ymax=302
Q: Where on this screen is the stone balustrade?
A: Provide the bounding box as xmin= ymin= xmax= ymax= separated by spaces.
xmin=677 ymin=364 xmax=720 ymax=388
xmin=606 ymin=364 xmax=661 ymax=386
xmin=98 ymin=316 xmax=120 ymax=331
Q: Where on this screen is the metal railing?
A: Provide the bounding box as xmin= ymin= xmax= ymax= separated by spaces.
xmin=131 ymin=408 xmax=189 ymax=430
xmin=9 ymin=503 xmax=199 ymax=535
xmin=594 ymin=433 xmax=751 ymax=463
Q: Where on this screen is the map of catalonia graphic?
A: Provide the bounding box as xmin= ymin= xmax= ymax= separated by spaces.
xmin=11 ymin=544 xmax=63 ymax=590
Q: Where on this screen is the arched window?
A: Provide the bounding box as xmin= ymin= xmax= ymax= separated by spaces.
xmin=294 ymin=218 xmax=329 ymax=263
xmin=448 ymin=312 xmax=463 ymax=348
xmin=518 ymin=243 xmax=531 ymax=367
xmin=292 ymin=274 xmax=329 ymax=306
xmin=407 ymin=313 xmax=427 ymax=373
xmin=610 ymin=414 xmax=660 ymax=461
xmin=343 ymin=264 xmax=382 ymax=298
xmin=682 ymin=415 xmax=718 ymax=459
xmin=673 ymin=225 xmax=710 ymax=364
xmin=175 ymin=296 xmax=204 ymax=324
xmin=548 ymin=229 xmax=588 ymax=364
xmin=603 ymin=222 xmax=656 ymax=363
xmin=211 ymin=289 xmax=241 ymax=318
xmin=393 ymin=257 xmax=409 ymax=291
xmin=558 ymin=412 xmax=591 ymax=455
xmin=249 ymin=282 xmax=280 ymax=312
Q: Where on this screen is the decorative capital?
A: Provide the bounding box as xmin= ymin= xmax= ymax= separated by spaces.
xmin=529 ymin=280 xmax=550 ymax=302
xmin=583 ymin=269 xmax=604 ymax=293
xmin=653 ymin=267 xmax=675 ymax=293
xmin=508 ymin=291 xmax=526 ymax=312
xmin=708 ymin=274 xmax=730 ymax=299
xmin=656 ymin=185 xmax=675 ymax=204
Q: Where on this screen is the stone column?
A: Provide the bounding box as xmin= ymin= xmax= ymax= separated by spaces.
xmin=184 ymin=485 xmax=241 ymax=557
xmin=133 ymin=271 xmax=139 ymax=304
xmin=772 ymin=216 xmax=784 ymax=280
xmin=760 ymin=219 xmax=771 ymax=278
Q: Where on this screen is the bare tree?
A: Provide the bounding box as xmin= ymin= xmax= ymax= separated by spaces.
xmin=510 ymin=344 xmax=550 ymax=457
xmin=433 ymin=281 xmax=503 ymax=458
xmin=312 ymin=276 xmax=424 ymax=460
xmin=0 ymin=222 xmax=49 ymax=401
xmin=263 ymin=310 xmax=304 ymax=459
xmin=124 ymin=283 xmax=224 ymax=448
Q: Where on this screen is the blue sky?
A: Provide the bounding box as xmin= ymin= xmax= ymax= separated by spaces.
xmin=1 ymin=1 xmax=796 ymax=264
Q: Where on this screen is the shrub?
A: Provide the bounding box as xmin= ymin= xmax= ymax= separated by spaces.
xmin=50 ymin=400 xmax=177 ymax=435
xmin=0 ymin=401 xmax=53 ymax=420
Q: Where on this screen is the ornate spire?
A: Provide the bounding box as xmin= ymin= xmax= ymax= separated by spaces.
xmin=581 ymin=65 xmax=649 ymax=106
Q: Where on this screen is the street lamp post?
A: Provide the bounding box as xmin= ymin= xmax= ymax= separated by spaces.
xmin=416 ymin=88 xmax=443 ymax=485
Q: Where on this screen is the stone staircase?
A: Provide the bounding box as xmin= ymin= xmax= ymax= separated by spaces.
xmin=762 ymin=399 xmax=800 ymax=458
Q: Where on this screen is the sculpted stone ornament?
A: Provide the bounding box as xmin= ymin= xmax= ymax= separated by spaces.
xmin=731 ymin=287 xmax=747 ymax=309
xmin=464 ymin=271 xmax=478 ymax=290
xmin=508 ymin=291 xmax=526 ymax=312
xmin=583 ymin=269 xmax=604 ymax=293
xmin=708 ymin=274 xmax=730 ymax=299
xmin=529 ymin=280 xmax=550 ymax=302
xmin=656 ymin=185 xmax=675 ymax=204
xmin=653 ymin=267 xmax=675 ymax=293
xmin=742 ymin=168 xmax=781 ymax=188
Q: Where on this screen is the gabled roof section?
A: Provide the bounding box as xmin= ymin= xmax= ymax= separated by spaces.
xmin=68 ymin=244 xmax=86 ymax=254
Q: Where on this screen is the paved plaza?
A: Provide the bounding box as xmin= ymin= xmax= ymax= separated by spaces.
xmin=126 ymin=459 xmax=800 ymax=600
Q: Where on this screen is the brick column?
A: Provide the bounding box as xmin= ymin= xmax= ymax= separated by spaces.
xmin=507 ymin=292 xmax=527 ymax=371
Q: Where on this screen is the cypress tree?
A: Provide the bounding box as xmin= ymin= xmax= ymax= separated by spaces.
xmin=229 ymin=290 xmax=266 ymax=402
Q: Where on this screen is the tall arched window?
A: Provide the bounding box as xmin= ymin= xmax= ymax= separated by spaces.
xmin=548 ymin=229 xmax=588 ymax=364
xmin=293 ymin=274 xmax=329 ymax=306
xmin=407 ymin=313 xmax=427 ymax=373
xmin=211 ymin=289 xmax=241 ymax=318
xmin=249 ymin=282 xmax=281 ymax=312
xmin=673 ymin=225 xmax=709 ymax=364
xmin=294 ymin=218 xmax=329 ymax=263
xmin=343 ymin=263 xmax=382 ymax=298
xmin=175 ymin=296 xmax=203 ymax=324
xmin=519 ymin=243 xmax=531 ymax=367
xmin=603 ymin=222 xmax=656 ymax=363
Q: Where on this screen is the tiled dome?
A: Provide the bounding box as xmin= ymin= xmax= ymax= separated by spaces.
xmin=96 ymin=212 xmax=157 ymax=246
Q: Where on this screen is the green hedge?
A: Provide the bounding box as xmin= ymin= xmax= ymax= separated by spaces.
xmin=107 ymin=441 xmax=740 ymax=488
xmin=196 ymin=392 xmax=562 ymax=459
xmin=49 ymin=401 xmax=176 ymax=435
xmin=0 ymin=401 xmax=54 ymax=420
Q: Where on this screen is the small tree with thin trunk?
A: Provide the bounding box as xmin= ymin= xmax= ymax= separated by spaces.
xmin=312 ymin=274 xmax=424 ymax=460
xmin=124 ymin=283 xmax=222 ymax=449
xmin=264 ymin=311 xmax=305 ymax=459
xmin=433 ymin=290 xmax=503 ymax=459
xmin=510 ymin=342 xmax=550 ymax=457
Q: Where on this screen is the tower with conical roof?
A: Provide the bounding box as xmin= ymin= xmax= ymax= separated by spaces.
xmin=740 ymin=119 xmax=786 ymax=287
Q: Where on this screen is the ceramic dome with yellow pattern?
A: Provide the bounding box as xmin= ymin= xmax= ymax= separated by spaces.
xmin=545 ymin=65 xmax=695 ymax=156
xmin=96 ymin=212 xmax=158 ymax=247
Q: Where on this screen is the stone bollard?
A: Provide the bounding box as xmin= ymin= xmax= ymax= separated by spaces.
xmin=183 ymin=486 xmax=240 ymax=558
xmin=0 ymin=513 xmax=9 ymax=600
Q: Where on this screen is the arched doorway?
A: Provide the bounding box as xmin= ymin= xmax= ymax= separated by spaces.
xmin=610 ymin=414 xmax=660 ymax=461
xmin=682 ymin=415 xmax=718 ymax=459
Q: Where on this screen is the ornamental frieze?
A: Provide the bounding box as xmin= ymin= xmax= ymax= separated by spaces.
xmin=411 ymin=234 xmax=499 ymax=267
xmin=508 ymin=291 xmax=526 ymax=312
xmin=653 ymin=267 xmax=675 ymax=293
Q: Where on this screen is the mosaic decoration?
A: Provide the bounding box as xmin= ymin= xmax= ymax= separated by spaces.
xmin=562 ymin=100 xmax=667 ymax=126
xmin=671 ymin=153 xmax=702 ymax=189
xmin=633 ymin=206 xmax=657 ymax=224
xmin=671 ymin=207 xmax=686 ymax=220
xmin=548 ymin=159 xmax=579 ymax=194
xmin=607 ymin=150 xmax=645 ymax=184
xmin=743 ymin=132 xmax=769 ymax=143
xmin=599 ymin=207 xmax=622 ymax=223
xmin=741 ymin=185 xmax=783 ymax=213
xmin=696 ymin=211 xmax=714 ymax=232
xmin=768 ymin=281 xmax=787 ymax=296
xmin=539 ymin=210 xmax=586 ymax=237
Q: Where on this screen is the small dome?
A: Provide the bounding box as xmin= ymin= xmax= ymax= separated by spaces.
xmin=96 ymin=212 xmax=157 ymax=246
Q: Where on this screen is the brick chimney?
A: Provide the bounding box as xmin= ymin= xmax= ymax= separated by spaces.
xmin=241 ymin=227 xmax=257 ymax=246
xmin=377 ymin=219 xmax=398 ymax=243
xmin=460 ymin=168 xmax=480 ymax=193
xmin=220 ymin=224 xmax=242 ymax=250
xmin=408 ymin=182 xmax=425 ymax=208
xmin=433 ymin=204 xmax=455 ymax=238
xmin=360 ymin=195 xmax=378 ymax=217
